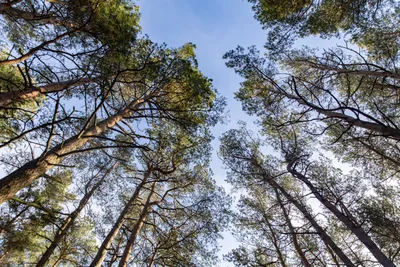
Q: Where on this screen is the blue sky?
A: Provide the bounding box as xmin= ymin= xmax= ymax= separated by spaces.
xmin=139 ymin=1 xmax=265 ymax=265
xmin=138 ymin=1 xmax=345 ymax=265
xmin=139 ymin=0 xmax=264 ymax=184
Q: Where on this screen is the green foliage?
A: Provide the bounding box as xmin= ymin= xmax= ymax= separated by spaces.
xmin=248 ymin=0 xmax=399 ymax=56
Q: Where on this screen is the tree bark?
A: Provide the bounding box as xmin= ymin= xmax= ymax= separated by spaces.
xmin=89 ymin=170 xmax=151 ymax=267
xmin=0 ymin=76 xmax=103 ymax=107
xmin=269 ymin=86 xmax=400 ymax=140
xmin=266 ymin=178 xmax=356 ymax=267
xmin=35 ymin=161 xmax=118 ymax=267
xmin=118 ymin=181 xmax=157 ymax=267
xmin=0 ymin=94 xmax=152 ymax=204
xmin=0 ymin=3 xmax=74 ymax=26
xmin=262 ymin=212 xmax=287 ymax=267
xmin=274 ymin=188 xmax=311 ymax=267
xmin=147 ymin=246 xmax=158 ymax=267
xmin=287 ymin=163 xmax=396 ymax=267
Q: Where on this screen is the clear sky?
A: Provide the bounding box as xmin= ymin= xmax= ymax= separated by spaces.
xmin=139 ymin=1 xmax=342 ymax=265
xmin=139 ymin=1 xmax=265 ymax=265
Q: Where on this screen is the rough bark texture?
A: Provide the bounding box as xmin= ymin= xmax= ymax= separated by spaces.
xmin=0 ymin=96 xmax=150 ymax=204
xmin=89 ymin=171 xmax=151 ymax=267
xmin=118 ymin=181 xmax=157 ymax=267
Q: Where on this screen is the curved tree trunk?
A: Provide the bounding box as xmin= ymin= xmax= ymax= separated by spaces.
xmin=269 ymin=87 xmax=400 ymax=140
xmin=0 ymin=3 xmax=76 ymax=26
xmin=0 ymin=27 xmax=82 ymax=66
xmin=0 ymin=76 xmax=103 ymax=107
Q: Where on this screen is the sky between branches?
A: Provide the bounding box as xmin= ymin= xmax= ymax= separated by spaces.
xmin=139 ymin=1 xmax=341 ymax=265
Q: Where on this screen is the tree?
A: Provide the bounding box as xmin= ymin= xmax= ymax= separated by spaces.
xmin=247 ymin=0 xmax=399 ymax=57
xmin=0 ymin=41 xmax=221 ymax=203
xmin=219 ymin=126 xmax=358 ymax=266
xmin=35 ymin=160 xmax=118 ymax=267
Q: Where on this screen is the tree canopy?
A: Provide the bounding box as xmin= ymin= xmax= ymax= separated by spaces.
xmin=1 ymin=0 xmax=399 ymax=266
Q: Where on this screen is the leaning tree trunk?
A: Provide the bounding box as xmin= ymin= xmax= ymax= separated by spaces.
xmin=287 ymin=163 xmax=397 ymax=267
xmin=118 ymin=181 xmax=157 ymax=267
xmin=262 ymin=212 xmax=287 ymax=267
xmin=148 ymin=246 xmax=159 ymax=267
xmin=274 ymin=188 xmax=311 ymax=267
xmin=0 ymin=94 xmax=153 ymax=204
xmin=0 ymin=76 xmax=103 ymax=107
xmin=266 ymin=178 xmax=356 ymax=267
xmin=269 ymin=87 xmax=400 ymax=140
xmin=35 ymin=161 xmax=118 ymax=267
xmin=89 ymin=170 xmax=151 ymax=267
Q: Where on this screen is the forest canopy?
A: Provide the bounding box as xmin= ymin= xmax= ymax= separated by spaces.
xmin=0 ymin=0 xmax=399 ymax=266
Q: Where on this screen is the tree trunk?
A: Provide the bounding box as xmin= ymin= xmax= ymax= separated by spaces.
xmin=118 ymin=181 xmax=157 ymax=267
xmin=0 ymin=76 xmax=103 ymax=107
xmin=274 ymin=188 xmax=311 ymax=267
xmin=107 ymin=236 xmax=124 ymax=267
xmin=287 ymin=164 xmax=396 ymax=267
xmin=0 ymin=94 xmax=152 ymax=204
xmin=262 ymin=213 xmax=287 ymax=267
xmin=0 ymin=3 xmax=74 ymax=26
xmin=35 ymin=161 xmax=118 ymax=267
xmin=89 ymin=170 xmax=151 ymax=267
xmin=148 ymin=246 xmax=158 ymax=267
xmin=297 ymin=59 xmax=400 ymax=80
xmin=267 ymin=178 xmax=356 ymax=267
xmin=270 ymin=87 xmax=400 ymax=140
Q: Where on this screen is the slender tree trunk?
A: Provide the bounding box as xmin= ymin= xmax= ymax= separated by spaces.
xmin=0 ymin=94 xmax=152 ymax=204
xmin=89 ymin=171 xmax=151 ymax=267
xmin=274 ymin=188 xmax=311 ymax=267
xmin=118 ymin=181 xmax=157 ymax=267
xmin=0 ymin=251 xmax=8 ymax=262
xmin=297 ymin=59 xmax=400 ymax=80
xmin=354 ymin=137 xmax=400 ymax=167
xmin=108 ymin=236 xmax=124 ymax=267
xmin=148 ymin=246 xmax=158 ymax=267
xmin=287 ymin=164 xmax=396 ymax=267
xmin=326 ymin=244 xmax=342 ymax=267
xmin=262 ymin=213 xmax=287 ymax=267
xmin=35 ymin=161 xmax=118 ymax=267
xmin=267 ymin=178 xmax=356 ymax=267
xmin=51 ymin=255 xmax=63 ymax=267
xmin=269 ymin=87 xmax=400 ymax=140
xmin=0 ymin=76 xmax=103 ymax=107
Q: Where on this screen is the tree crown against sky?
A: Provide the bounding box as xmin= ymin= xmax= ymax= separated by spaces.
xmin=1 ymin=0 xmax=400 ymax=266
